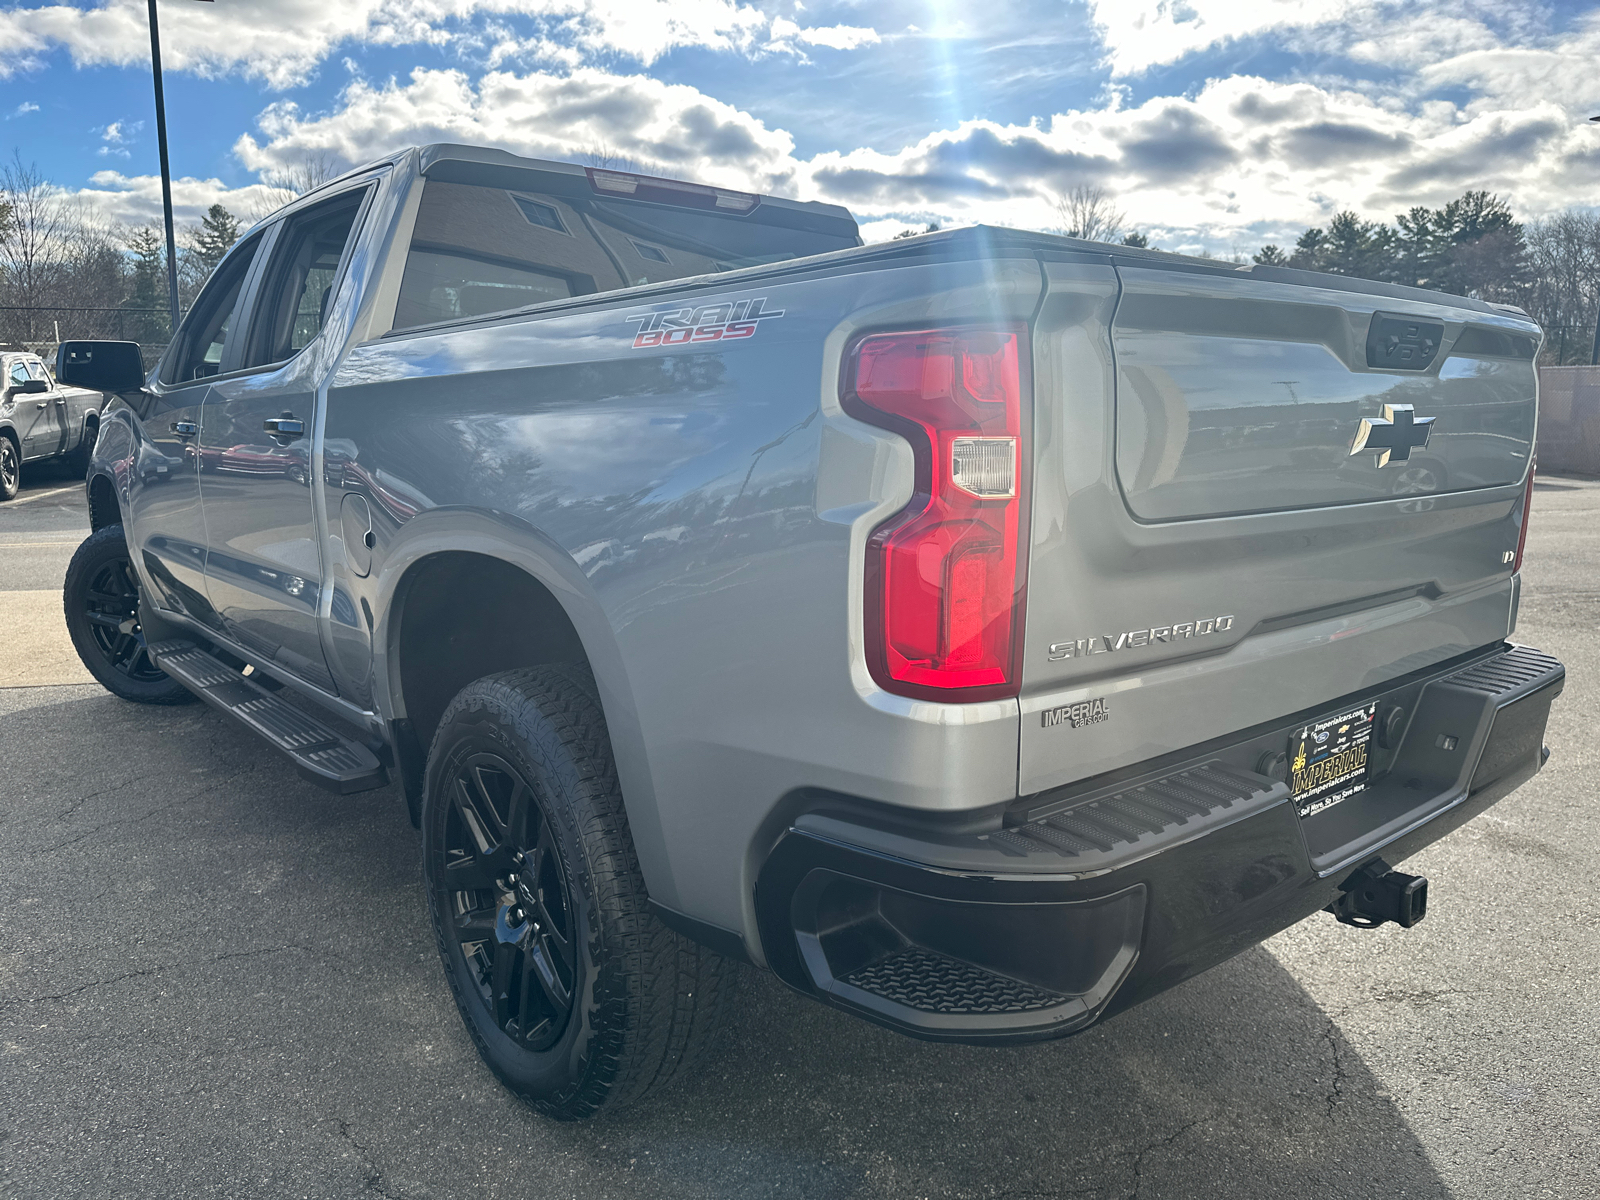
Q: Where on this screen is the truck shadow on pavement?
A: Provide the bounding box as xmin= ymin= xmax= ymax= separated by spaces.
xmin=0 ymin=689 xmax=1455 ymax=1200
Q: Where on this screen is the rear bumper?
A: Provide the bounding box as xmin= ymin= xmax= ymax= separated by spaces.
xmin=754 ymin=643 xmax=1563 ymax=1043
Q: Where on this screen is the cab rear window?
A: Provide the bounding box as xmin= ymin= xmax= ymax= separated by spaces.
xmin=392 ymin=177 xmax=858 ymax=331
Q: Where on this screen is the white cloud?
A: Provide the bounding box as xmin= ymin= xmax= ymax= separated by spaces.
xmin=0 ymin=0 xmax=881 ymax=89
xmin=10 ymin=101 xmax=39 ymax=117
xmin=1086 ymin=0 xmax=1370 ymax=76
xmin=232 ymin=66 xmax=803 ymax=194
xmin=206 ymin=60 xmax=1600 ymax=253
xmin=766 ymin=15 xmax=880 ymax=55
xmin=70 ymin=170 xmax=291 ymax=229
xmin=1083 ymin=0 xmax=1547 ymax=80
xmin=804 ymin=73 xmax=1597 ymax=244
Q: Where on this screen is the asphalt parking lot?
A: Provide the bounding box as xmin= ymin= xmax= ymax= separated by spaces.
xmin=2 ymin=460 xmax=1596 ymax=1200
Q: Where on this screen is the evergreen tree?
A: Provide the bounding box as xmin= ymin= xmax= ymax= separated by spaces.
xmin=123 ymin=225 xmax=170 ymax=343
xmin=1120 ymin=231 xmax=1149 ymax=248
xmin=1287 ymin=226 xmax=1328 ymax=271
xmin=1257 ymin=190 xmax=1530 ymax=303
xmin=1253 ymin=244 xmax=1289 ymax=265
xmin=189 ymin=203 xmax=239 ymax=277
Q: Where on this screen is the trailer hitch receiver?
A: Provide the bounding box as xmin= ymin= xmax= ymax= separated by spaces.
xmin=1327 ymin=859 xmax=1428 ymax=929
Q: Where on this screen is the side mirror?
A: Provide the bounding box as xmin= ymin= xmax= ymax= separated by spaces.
xmin=15 ymin=378 xmax=50 ymax=394
xmin=56 ymin=340 xmax=145 ymax=393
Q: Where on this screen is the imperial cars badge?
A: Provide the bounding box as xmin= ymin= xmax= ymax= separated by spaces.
xmin=1041 ymin=697 xmax=1109 ymax=729
xmin=1348 ymin=403 xmax=1435 ymax=467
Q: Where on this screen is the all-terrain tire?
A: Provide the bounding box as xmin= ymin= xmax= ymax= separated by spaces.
xmin=423 ymin=666 xmax=734 ymax=1120
xmin=63 ymin=525 xmax=193 ymax=704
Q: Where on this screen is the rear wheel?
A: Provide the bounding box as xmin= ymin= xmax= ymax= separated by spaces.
xmin=67 ymin=417 xmax=98 ymax=477
xmin=63 ymin=525 xmax=192 ymax=704
xmin=423 ymin=667 xmax=732 ymax=1120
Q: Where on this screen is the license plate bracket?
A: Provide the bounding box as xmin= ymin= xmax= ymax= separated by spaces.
xmin=1290 ymin=702 xmax=1378 ymax=819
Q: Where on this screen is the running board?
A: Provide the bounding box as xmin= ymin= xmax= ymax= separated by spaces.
xmin=147 ymin=639 xmax=388 ymax=794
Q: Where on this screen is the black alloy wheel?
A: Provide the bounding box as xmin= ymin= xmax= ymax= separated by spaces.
xmin=63 ymin=524 xmax=192 ymax=704
xmin=440 ymin=751 xmax=577 ymax=1051
xmin=82 ymin=555 xmax=168 ymax=685
xmin=0 ymin=436 xmax=18 ymax=501
xmin=423 ymin=669 xmax=733 ymax=1119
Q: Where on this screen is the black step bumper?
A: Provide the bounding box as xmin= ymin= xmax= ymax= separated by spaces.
xmin=755 ymin=643 xmax=1563 ymax=1043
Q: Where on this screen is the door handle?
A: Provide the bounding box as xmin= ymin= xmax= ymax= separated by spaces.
xmin=170 ymin=420 xmax=198 ymax=437
xmin=35 ymin=400 xmax=48 ymax=408
xmin=263 ymin=414 xmax=305 ymax=437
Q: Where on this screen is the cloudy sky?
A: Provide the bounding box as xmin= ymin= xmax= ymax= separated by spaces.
xmin=2 ymin=0 xmax=1597 ymax=253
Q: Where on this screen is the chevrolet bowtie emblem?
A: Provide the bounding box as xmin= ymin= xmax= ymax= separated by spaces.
xmin=1349 ymin=403 xmax=1436 ymax=467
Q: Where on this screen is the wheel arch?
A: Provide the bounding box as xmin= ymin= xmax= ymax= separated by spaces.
xmin=87 ymin=472 xmax=119 ymax=531
xmin=371 ymin=511 xmax=669 ymax=895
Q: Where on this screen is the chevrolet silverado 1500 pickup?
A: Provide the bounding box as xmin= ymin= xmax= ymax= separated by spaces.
xmin=57 ymin=144 xmax=1562 ymax=1119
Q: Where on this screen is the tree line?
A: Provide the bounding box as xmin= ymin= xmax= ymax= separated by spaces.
xmin=1249 ymin=192 xmax=1600 ymax=365
xmin=0 ymin=152 xmax=333 ymax=357
xmin=1045 ymin=184 xmax=1597 ymax=364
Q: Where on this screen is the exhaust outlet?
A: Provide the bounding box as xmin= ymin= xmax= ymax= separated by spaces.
xmin=1327 ymin=859 xmax=1428 ymax=929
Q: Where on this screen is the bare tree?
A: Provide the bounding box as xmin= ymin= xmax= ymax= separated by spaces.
xmin=0 ymin=152 xmax=74 ymax=314
xmin=1052 ymin=183 xmax=1124 ymax=244
xmin=1523 ymin=211 xmax=1600 ymax=364
xmin=582 ymin=142 xmax=642 ymax=174
xmin=245 ymin=152 xmax=344 ymax=222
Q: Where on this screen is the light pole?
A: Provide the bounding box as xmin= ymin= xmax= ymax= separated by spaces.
xmin=1589 ymin=116 xmax=1600 ymax=365
xmin=145 ymin=0 xmax=212 ymax=338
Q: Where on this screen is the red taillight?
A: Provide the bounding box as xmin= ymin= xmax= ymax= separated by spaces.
xmin=843 ymin=326 xmax=1028 ymax=701
xmin=1512 ymin=458 xmax=1536 ymax=574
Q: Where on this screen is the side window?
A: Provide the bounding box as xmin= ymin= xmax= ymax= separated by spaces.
xmin=242 ymin=189 xmax=365 ymax=368
xmin=7 ymin=361 xmax=29 ymax=388
xmin=388 ymin=173 xmax=858 ymax=332
xmin=163 ymin=232 xmax=264 ymax=385
xmin=25 ymin=359 xmax=50 ymax=385
xmin=394 ymin=182 xmax=594 ymax=330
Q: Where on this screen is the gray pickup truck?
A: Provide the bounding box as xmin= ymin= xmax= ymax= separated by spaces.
xmin=57 ymin=144 xmax=1563 ymax=1120
xmin=1 ymin=350 xmax=103 ymax=500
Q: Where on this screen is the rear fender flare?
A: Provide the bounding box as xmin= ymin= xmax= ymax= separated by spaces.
xmin=369 ymin=507 xmax=670 ymax=897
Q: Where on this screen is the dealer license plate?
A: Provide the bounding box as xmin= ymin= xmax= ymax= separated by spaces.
xmin=1289 ymin=702 xmax=1378 ymax=819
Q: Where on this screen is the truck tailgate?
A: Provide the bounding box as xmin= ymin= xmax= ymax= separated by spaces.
xmin=1018 ymin=257 xmax=1539 ymax=797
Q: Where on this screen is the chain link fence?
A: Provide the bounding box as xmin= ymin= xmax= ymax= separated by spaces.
xmin=0 ymin=306 xmax=173 ymax=371
xmin=1537 ymin=366 xmax=1600 ymax=475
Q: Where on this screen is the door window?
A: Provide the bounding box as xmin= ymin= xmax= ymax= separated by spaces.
xmin=7 ymin=361 xmax=28 ymax=388
xmin=163 ymin=233 xmax=264 ymax=385
xmin=243 ymin=190 xmax=366 ymax=368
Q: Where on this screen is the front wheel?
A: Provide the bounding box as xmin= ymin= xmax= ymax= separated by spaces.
xmin=423 ymin=667 xmax=733 ymax=1120
xmin=63 ymin=525 xmax=193 ymax=704
xmin=0 ymin=436 xmax=18 ymax=501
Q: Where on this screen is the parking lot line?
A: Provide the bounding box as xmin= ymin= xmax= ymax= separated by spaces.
xmin=5 ymin=484 xmax=81 ymax=506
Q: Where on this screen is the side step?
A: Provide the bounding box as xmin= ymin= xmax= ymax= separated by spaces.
xmin=147 ymin=639 xmax=388 ymax=794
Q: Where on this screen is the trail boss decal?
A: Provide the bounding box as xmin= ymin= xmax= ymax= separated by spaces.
xmin=625 ymin=297 xmax=785 ymax=349
xmin=1041 ymin=697 xmax=1110 ymax=730
xmin=1048 ymin=615 xmax=1235 ymax=661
